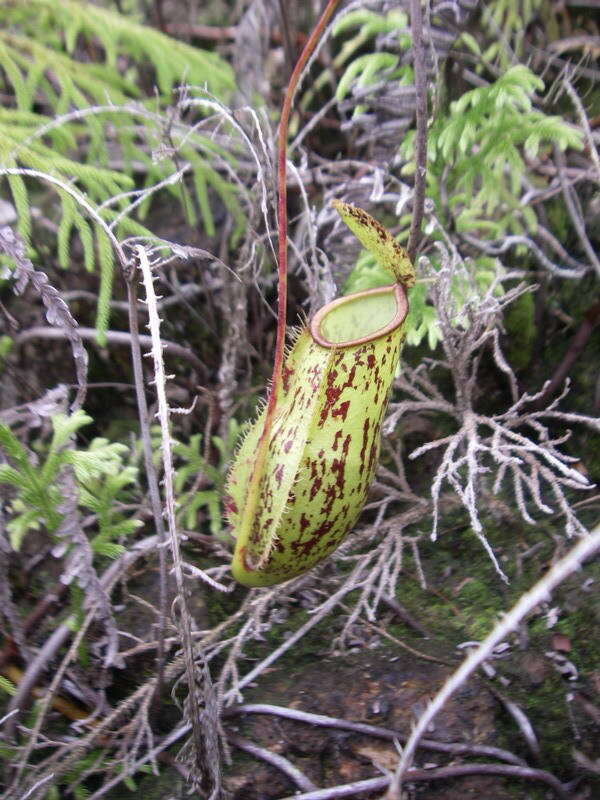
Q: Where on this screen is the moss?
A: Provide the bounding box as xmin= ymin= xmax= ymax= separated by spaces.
xmin=453 ymin=577 xmax=503 ymax=640
xmin=203 ymin=575 xmax=246 ymax=626
xmin=545 ymin=197 xmax=570 ymax=243
xmin=102 ymin=762 xmax=186 ymax=799
xmin=239 ymin=604 xmax=330 ymax=668
xmin=503 ymin=289 xmax=535 ymax=370
xmin=509 ymin=675 xmax=575 ymax=774
xmin=537 ymin=560 xmax=600 ymax=667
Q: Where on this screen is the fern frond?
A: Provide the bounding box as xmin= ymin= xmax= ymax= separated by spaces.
xmin=94 ymin=225 xmax=114 ymax=345
xmin=0 ymin=0 xmax=244 ymax=335
xmin=486 ymin=0 xmax=544 ymax=34
xmin=428 ymin=66 xmax=583 ymax=236
xmin=0 ymin=31 xmax=138 ymax=111
xmin=0 ymin=423 xmax=35 ymax=473
xmin=336 ymin=52 xmax=400 ymax=102
xmin=0 ymin=0 xmax=234 ymax=100
xmin=1 ymin=412 xmax=143 ymax=556
xmin=52 ymin=412 xmax=95 ymax=449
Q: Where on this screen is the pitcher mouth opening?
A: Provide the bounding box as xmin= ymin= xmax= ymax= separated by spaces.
xmin=309 ymin=283 xmax=408 ymax=349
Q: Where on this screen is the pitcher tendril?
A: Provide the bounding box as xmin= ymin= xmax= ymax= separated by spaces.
xmin=226 ymin=1 xmax=416 ymax=587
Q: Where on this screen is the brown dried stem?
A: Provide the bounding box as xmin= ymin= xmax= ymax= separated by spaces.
xmin=407 ymin=0 xmax=428 ymax=262
xmin=272 ymin=0 xmax=341 ymax=402
xmin=223 ymin=703 xmax=526 ymax=765
xmin=281 ymin=763 xmax=571 ymax=800
xmin=227 ymin=732 xmax=317 ymax=793
xmin=124 ymin=278 xmax=169 ymax=714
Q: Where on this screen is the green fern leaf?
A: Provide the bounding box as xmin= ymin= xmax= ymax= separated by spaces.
xmin=336 ymin=52 xmax=399 ymax=102
xmin=0 ymin=676 xmax=17 ymax=696
xmin=91 ymin=541 xmax=126 ymax=559
xmin=94 ymin=225 xmax=114 ymax=345
xmin=0 ymin=41 xmax=29 ymax=108
xmin=57 ymin=193 xmax=76 ymax=269
xmin=0 ymin=423 xmax=32 ymax=469
xmin=73 ymin=212 xmax=95 ymax=273
xmin=49 ymin=410 xmax=93 ymax=452
xmin=191 ymin=163 xmax=215 ymax=238
xmin=0 ymin=464 xmax=22 ymax=486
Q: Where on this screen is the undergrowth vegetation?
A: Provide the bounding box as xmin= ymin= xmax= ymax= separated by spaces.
xmin=0 ymin=1 xmax=599 ymax=799
xmin=0 ymin=0 xmax=239 ymax=335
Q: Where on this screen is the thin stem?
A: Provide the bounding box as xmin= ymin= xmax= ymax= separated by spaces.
xmin=136 ymin=247 xmax=222 ymax=796
xmin=234 ymin=0 xmax=342 ymax=566
xmin=16 ymin=773 xmax=56 ymax=800
xmin=13 ymin=325 xmax=206 ymax=374
xmin=271 ymin=0 xmax=341 ymax=408
xmin=224 ymin=704 xmax=525 ymax=765
xmin=407 ymin=0 xmax=428 ymax=262
xmin=280 ymin=763 xmax=570 ymax=800
xmin=222 ymin=576 xmax=362 ymax=702
xmin=2 ymin=536 xmax=159 ymax=788
xmin=228 ymin=733 xmax=317 ymax=793
xmin=277 ymin=0 xmax=296 ymax=81
xmin=124 ymin=280 xmax=168 ymax=715
xmin=0 ymin=168 xmax=127 ymax=268
xmin=554 ymin=145 xmax=600 ymax=277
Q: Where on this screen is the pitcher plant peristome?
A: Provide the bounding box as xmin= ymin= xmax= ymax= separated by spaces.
xmin=225 ymin=0 xmax=416 ymax=587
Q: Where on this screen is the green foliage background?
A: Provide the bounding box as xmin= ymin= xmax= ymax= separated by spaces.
xmin=0 ymin=1 xmax=599 ymax=797
xmin=0 ymin=0 xmax=239 ymax=335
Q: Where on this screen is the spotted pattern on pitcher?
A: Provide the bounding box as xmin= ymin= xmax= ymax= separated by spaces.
xmin=226 ymin=325 xmax=404 ymax=586
xmin=226 ymin=203 xmax=415 ymax=587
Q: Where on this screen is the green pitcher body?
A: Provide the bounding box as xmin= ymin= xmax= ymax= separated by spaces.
xmin=226 ymin=281 xmax=409 ymax=587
